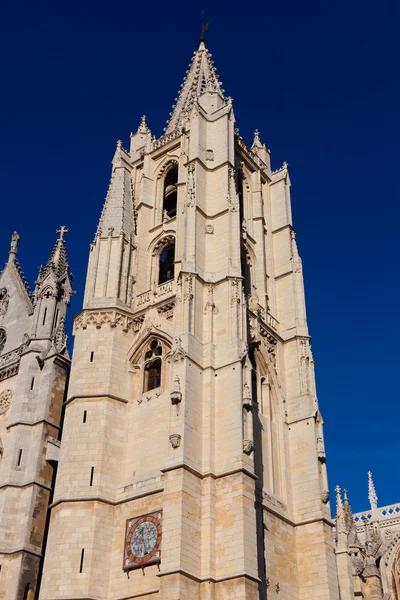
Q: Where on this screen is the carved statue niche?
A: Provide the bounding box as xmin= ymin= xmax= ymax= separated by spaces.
xmin=170 ymin=375 xmax=182 ymax=415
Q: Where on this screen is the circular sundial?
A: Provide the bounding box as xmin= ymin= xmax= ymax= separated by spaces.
xmin=124 ymin=512 xmax=162 ymax=569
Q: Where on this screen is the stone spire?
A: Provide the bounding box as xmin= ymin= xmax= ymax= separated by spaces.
xmin=5 ymin=230 xmax=32 ymax=298
xmin=138 ymin=115 xmax=150 ymax=134
xmin=96 ymin=144 xmax=135 ymax=238
xmin=368 ymin=471 xmax=378 ymax=512
xmin=252 ymin=129 xmax=262 ymax=150
xmin=336 ymin=486 xmax=348 ymax=539
xmin=42 ymin=226 xmax=71 ymax=280
xmin=31 ymin=227 xmax=74 ymax=341
xmin=8 ymin=231 xmax=19 ymax=264
xmin=343 ymin=489 xmax=361 ymax=548
xmin=165 ymin=40 xmax=225 ymax=133
xmin=343 ymin=489 xmax=353 ymax=532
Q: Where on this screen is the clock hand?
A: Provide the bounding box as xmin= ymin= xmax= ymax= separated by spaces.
xmin=141 ymin=528 xmax=148 ymax=554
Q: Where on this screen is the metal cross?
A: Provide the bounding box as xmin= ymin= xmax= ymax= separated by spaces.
xmin=200 ymin=11 xmax=210 ymax=40
xmin=56 ymin=226 xmax=69 ymax=241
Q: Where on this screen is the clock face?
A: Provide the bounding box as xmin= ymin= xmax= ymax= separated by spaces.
xmin=124 ymin=512 xmax=162 ymax=570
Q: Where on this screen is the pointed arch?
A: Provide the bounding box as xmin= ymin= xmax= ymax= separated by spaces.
xmin=383 ymin=535 xmax=400 ymax=599
xmin=128 ymin=329 xmax=172 ymax=366
xmin=153 ymin=156 xmax=180 ymax=225
xmin=147 ymin=233 xmax=176 ymax=288
xmin=128 ymin=330 xmax=172 ymax=399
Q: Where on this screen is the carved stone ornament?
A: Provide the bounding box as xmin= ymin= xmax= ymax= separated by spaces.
xmin=0 ymin=289 xmax=9 ymax=317
xmin=320 ymin=490 xmax=330 ymax=504
xmin=0 ymin=389 xmax=12 ymax=415
xmin=74 ymin=309 xmax=144 ymax=335
xmin=243 ymin=439 xmax=254 ymax=455
xmin=169 ymin=434 xmax=181 ymax=449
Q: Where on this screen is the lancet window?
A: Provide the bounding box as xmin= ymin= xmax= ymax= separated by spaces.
xmin=162 ymin=164 xmax=178 ymax=219
xmin=250 ymin=349 xmax=285 ymax=500
xmin=241 ymin=247 xmax=252 ymax=298
xmin=143 ymin=339 xmax=163 ymax=392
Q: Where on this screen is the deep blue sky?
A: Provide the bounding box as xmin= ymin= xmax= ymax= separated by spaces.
xmin=1 ymin=0 xmax=398 ymax=513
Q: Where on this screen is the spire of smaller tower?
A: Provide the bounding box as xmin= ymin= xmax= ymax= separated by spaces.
xmin=43 ymin=226 xmax=71 ymax=279
xmin=8 ymin=231 xmax=19 ymax=264
xmin=96 ymin=159 xmax=134 ymax=238
xmin=368 ymin=471 xmax=378 ymax=511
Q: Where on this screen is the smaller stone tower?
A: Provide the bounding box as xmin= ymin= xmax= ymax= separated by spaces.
xmin=335 ymin=473 xmax=400 ymax=599
xmin=0 ymin=228 xmax=73 ymax=600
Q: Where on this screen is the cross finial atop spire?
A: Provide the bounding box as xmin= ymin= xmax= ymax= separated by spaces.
xmin=199 ymin=11 xmax=210 ymax=45
xmin=56 ymin=226 xmax=69 ymax=242
xmin=368 ymin=471 xmax=378 ymax=511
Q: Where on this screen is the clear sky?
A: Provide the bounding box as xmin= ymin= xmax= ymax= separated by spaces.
xmin=0 ymin=0 xmax=398 ymax=514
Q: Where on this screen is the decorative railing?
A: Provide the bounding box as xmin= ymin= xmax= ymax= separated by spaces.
xmin=136 ymin=290 xmax=152 ymax=308
xmin=152 ymin=129 xmax=181 ymax=151
xmin=157 ymin=281 xmax=174 ymax=297
xmin=353 ymin=503 xmax=400 ymax=524
xmin=267 ymin=312 xmax=279 ymax=331
xmin=0 ymin=344 xmax=24 ymax=382
xmin=135 ymin=281 xmax=175 ymax=309
xmin=0 ymin=345 xmax=23 ymax=369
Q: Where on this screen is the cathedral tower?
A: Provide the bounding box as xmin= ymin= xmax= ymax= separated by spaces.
xmin=39 ymin=40 xmax=339 ymax=599
xmin=0 ymin=229 xmax=73 ymax=599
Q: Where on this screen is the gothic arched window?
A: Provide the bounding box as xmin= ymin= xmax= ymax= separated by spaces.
xmin=159 ymin=244 xmax=175 ymax=284
xmin=0 ymin=329 xmax=6 ymax=354
xmin=163 ymin=164 xmax=178 ymax=219
xmin=143 ymin=339 xmax=163 ymax=392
